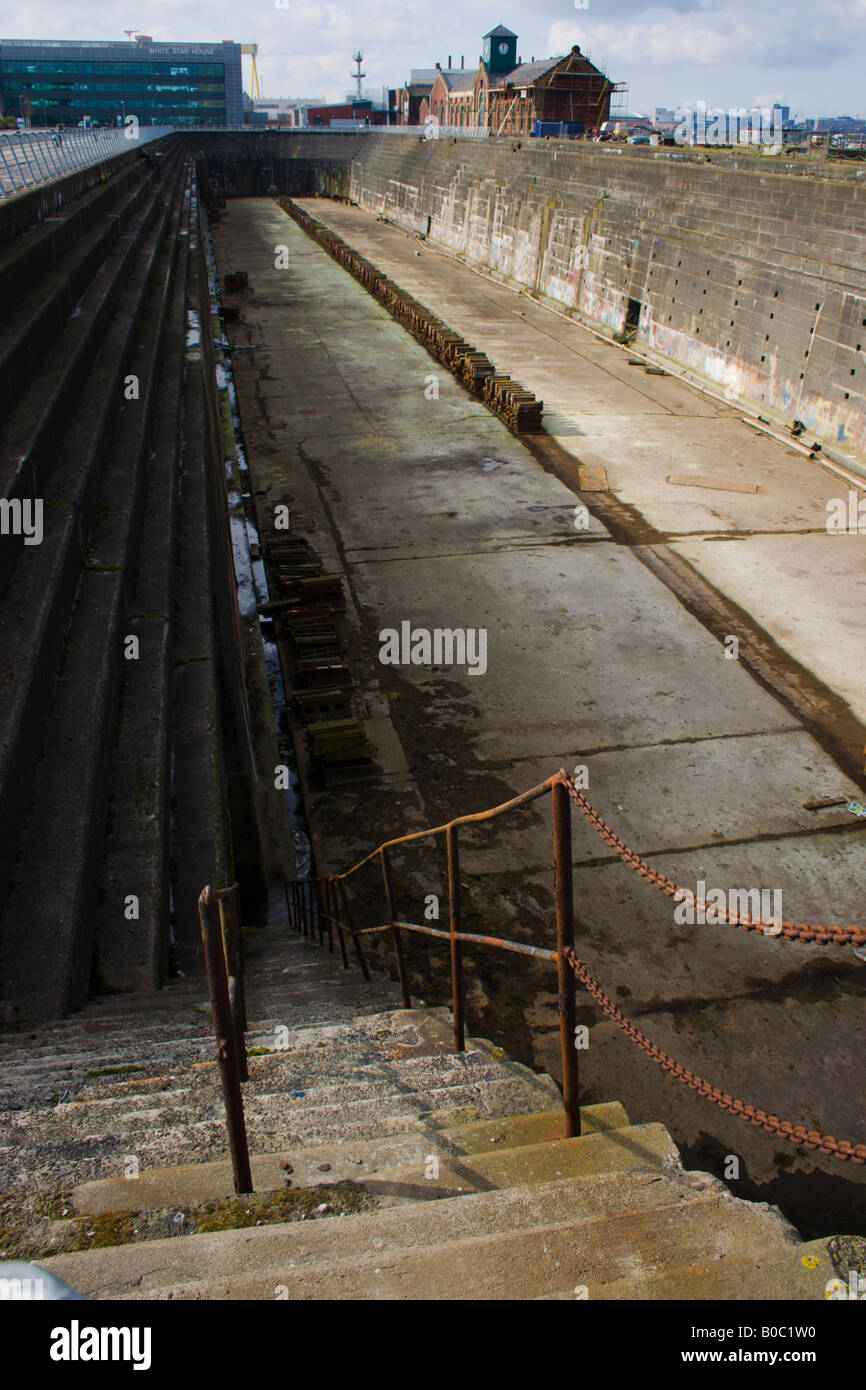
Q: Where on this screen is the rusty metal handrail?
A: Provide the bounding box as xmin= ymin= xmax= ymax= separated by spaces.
xmin=198 ymin=884 xmax=253 ymax=1193
xmin=285 ymin=774 xmax=581 ymax=1135
xmin=285 ymin=766 xmax=865 ymax=1160
xmin=332 ymin=776 xmax=561 ymax=881
xmin=350 ymin=922 xmax=558 ymax=959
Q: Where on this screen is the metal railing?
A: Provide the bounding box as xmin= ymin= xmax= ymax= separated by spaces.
xmin=196 ymin=773 xmax=864 ymax=1184
xmin=0 ymin=126 xmax=171 ymax=198
xmin=286 ymin=773 xmax=582 ymax=1136
xmin=286 ymin=767 xmax=866 ymax=1163
xmin=197 ymin=883 xmax=252 ymax=1192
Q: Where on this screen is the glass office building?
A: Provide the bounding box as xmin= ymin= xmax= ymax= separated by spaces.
xmin=0 ymin=38 xmax=244 ymax=127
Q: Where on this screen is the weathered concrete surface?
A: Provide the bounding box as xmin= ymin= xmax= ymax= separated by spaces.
xmin=69 ymin=1103 xmax=629 ymax=1215
xmin=213 ymin=199 xmax=866 ymax=1236
xmin=6 ymin=895 xmax=851 ymax=1302
xmin=193 ymin=132 xmax=866 ymax=463
xmin=340 ymin=138 xmax=866 ymax=463
xmin=44 ymin=1165 xmax=803 ymax=1301
xmin=294 ymin=198 xmax=866 ymax=735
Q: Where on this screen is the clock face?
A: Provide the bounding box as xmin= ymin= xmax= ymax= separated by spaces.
xmin=498 ymin=42 xmax=510 ymax=54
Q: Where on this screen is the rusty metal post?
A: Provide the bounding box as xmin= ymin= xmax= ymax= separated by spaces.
xmin=235 ymin=889 xmax=247 ymax=1026
xmin=321 ymin=877 xmax=334 ymax=954
xmin=380 ymin=847 xmax=411 ymax=1007
xmin=228 ymin=976 xmax=248 ymax=1082
xmin=221 ymin=884 xmax=247 ymax=1029
xmin=446 ymin=824 xmax=465 ymax=1052
xmin=198 ymin=887 xmax=253 ymax=1193
xmin=302 ymin=879 xmax=311 ymax=937
xmin=217 ymin=886 xmax=248 ymax=1081
xmin=337 ymin=878 xmax=371 ymax=980
xmin=285 ymin=881 xmax=296 ymax=931
xmin=314 ymin=878 xmax=325 ymax=947
xmin=328 ymin=877 xmax=350 ymax=969
xmin=552 ymin=781 xmax=580 ymax=1137
xmin=308 ymin=878 xmax=318 ymax=944
xmin=292 ymin=881 xmax=300 ymax=932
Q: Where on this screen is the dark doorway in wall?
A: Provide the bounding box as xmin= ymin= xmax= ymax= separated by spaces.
xmin=625 ymin=297 xmax=641 ymax=330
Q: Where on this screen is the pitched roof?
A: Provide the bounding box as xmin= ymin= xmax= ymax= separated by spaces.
xmin=484 ymin=24 xmax=517 ymax=38
xmin=488 ymin=49 xmax=607 ymax=90
xmin=499 ymin=58 xmax=558 ymax=86
xmin=447 ymin=71 xmax=476 ymax=94
xmin=409 ymin=68 xmax=438 ymax=83
xmin=560 ymin=46 xmax=606 ymax=76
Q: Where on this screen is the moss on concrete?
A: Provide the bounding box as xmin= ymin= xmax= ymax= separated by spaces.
xmin=0 ymin=1182 xmax=376 ymax=1261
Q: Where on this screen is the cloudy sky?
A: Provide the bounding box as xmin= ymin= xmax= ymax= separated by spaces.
xmin=3 ymin=0 xmax=865 ymax=117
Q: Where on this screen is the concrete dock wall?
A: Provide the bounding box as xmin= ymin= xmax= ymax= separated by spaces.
xmin=345 ymin=139 xmax=866 ymax=461
xmin=187 ymin=132 xmax=866 ymax=462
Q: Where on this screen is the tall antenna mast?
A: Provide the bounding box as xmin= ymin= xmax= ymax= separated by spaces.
xmin=351 ymin=51 xmax=366 ymax=99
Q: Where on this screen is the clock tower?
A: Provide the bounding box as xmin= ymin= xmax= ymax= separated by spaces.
xmin=482 ymin=24 xmax=518 ymax=74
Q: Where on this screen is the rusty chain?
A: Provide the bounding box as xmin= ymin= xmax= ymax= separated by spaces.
xmin=562 ymin=945 xmax=866 ymax=1163
xmin=558 ymin=770 xmax=865 ymax=947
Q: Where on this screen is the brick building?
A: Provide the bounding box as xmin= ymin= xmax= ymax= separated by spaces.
xmin=306 ymin=98 xmax=393 ymax=128
xmin=416 ymin=24 xmax=614 ymax=136
xmin=425 ymin=65 xmax=475 ymax=126
xmin=400 ymin=69 xmax=437 ymax=125
xmin=488 ymin=45 xmax=612 ymax=136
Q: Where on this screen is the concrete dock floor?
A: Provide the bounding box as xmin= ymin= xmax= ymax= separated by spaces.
xmin=214 ymin=198 xmax=866 ymax=1236
xmin=296 ymin=197 xmax=866 ymax=735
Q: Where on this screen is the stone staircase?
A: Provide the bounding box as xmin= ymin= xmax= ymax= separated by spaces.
xmin=0 ymin=138 xmax=253 ymax=1028
xmin=0 ymin=911 xmax=848 ymax=1300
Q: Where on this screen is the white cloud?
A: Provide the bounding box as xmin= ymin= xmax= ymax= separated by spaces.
xmin=547 ymin=13 xmax=849 ymax=69
xmin=2 ymin=0 xmax=865 ymax=113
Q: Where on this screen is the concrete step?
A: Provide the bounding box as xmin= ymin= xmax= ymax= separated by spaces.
xmin=3 ymin=1093 xmax=546 ymax=1194
xmin=347 ymin=1123 xmax=677 ymax=1207
xmin=92 ymin=165 xmax=192 ymax=995
xmin=69 ymin=1104 xmax=631 ymax=1214
xmin=538 ymin=1236 xmax=841 ymax=1301
xmin=0 ymin=157 xmax=173 ymax=588
xmin=0 ymin=996 xmax=410 ymax=1073
xmin=0 ymin=156 xmax=193 ymax=1026
xmin=0 ymin=168 xmax=154 ymax=429
xmin=42 ymin=1165 xmax=800 ymax=1301
xmin=0 ymin=156 xmax=149 ymax=319
xmin=0 ymin=1047 xmax=564 ymax=1192
xmin=64 ymin=1045 xmax=541 ymax=1107
xmin=0 ymin=994 xmax=422 ymax=1084
xmin=0 ymin=149 xmax=189 ymax=940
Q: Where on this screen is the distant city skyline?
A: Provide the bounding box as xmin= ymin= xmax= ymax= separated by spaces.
xmin=2 ymin=0 xmax=864 ymax=119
